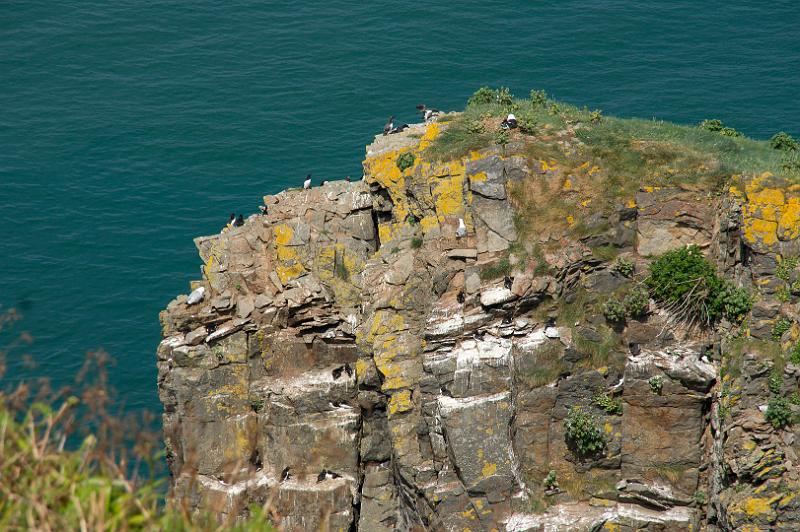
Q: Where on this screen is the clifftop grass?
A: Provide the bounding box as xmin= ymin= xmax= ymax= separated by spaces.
xmin=423 ymin=87 xmax=798 ymax=242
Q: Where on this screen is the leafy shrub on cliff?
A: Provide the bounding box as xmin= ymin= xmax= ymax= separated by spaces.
xmin=467 ymin=86 xmax=514 ymax=108
xmin=593 ymin=393 xmax=623 ymax=415
xmin=645 ymin=245 xmax=751 ymax=325
xmin=623 ymin=286 xmax=649 ymax=318
xmin=770 ymin=132 xmax=799 ymax=152
xmin=772 ymin=317 xmax=792 ymax=341
xmin=564 ymin=406 xmax=606 ymax=457
xmin=765 ymin=397 xmax=793 ymax=429
xmin=698 ymin=119 xmax=741 ymax=138
xmin=613 ymin=257 xmax=635 ymax=277
xmin=396 ymin=152 xmax=415 ymax=171
xmin=602 ymin=298 xmax=626 ymax=323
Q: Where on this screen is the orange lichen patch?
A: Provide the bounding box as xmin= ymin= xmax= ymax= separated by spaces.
xmin=272 ymin=224 xmax=306 ymax=284
xmin=481 ymin=462 xmax=498 ymax=478
xmin=562 ymin=178 xmax=573 ymax=191
xmin=739 ymin=175 xmax=800 ymax=247
xmin=388 ymin=390 xmax=413 ymax=416
xmin=626 ymin=198 xmax=637 ymax=208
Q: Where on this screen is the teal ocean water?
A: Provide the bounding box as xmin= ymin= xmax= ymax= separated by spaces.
xmin=1 ymin=1 xmax=798 ymax=414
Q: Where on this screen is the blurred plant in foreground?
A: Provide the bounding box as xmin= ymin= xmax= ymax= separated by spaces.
xmin=0 ymin=307 xmax=276 ymax=530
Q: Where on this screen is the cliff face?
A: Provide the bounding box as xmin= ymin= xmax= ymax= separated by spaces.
xmin=157 ymin=119 xmax=800 ymax=531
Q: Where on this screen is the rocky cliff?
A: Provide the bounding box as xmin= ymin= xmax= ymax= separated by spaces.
xmin=157 ymin=110 xmax=800 ymax=531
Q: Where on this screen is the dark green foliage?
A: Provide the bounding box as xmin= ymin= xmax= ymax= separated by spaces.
xmin=602 ymin=298 xmax=626 ymax=323
xmin=623 ymin=286 xmax=649 ymax=318
xmin=495 ymin=129 xmax=510 ymax=146
xmin=768 ymin=370 xmax=783 ymax=395
xmin=411 ymin=237 xmax=423 ymax=249
xmin=613 ymin=257 xmax=635 ymax=277
xmin=772 ymin=317 xmax=792 ymax=341
xmin=694 ymin=490 xmax=707 ymax=506
xmin=543 ymin=470 xmax=558 ymax=490
xmin=593 ymin=393 xmax=623 ymax=415
xmin=467 ymin=86 xmax=514 ymax=108
xmin=765 ymin=397 xmax=793 ymax=429
xmin=790 ymin=343 xmax=800 ymax=365
xmin=396 ymin=152 xmax=415 ymax=171
xmin=699 ymin=119 xmax=741 ymax=138
xmin=645 ymin=245 xmax=751 ymax=325
xmin=480 ymin=258 xmax=511 ymax=280
xmin=648 ymin=375 xmax=663 ymax=394
xmin=517 ymin=109 xmax=538 ymax=135
xmin=770 ymin=132 xmax=799 ymax=151
xmin=564 ymin=406 xmax=606 ymax=457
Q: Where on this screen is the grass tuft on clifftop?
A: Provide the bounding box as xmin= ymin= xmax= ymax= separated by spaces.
xmin=424 ymin=87 xmax=798 ymax=243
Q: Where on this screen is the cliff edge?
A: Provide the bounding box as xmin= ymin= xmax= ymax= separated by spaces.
xmin=157 ymin=94 xmax=800 ymax=531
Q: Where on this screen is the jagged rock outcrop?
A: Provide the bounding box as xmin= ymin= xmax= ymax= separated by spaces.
xmin=158 ymin=119 xmax=800 ymax=530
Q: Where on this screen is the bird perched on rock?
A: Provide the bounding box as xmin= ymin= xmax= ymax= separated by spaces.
xmin=303 ymin=174 xmax=312 ymax=189
xmin=456 ymin=218 xmax=467 ymax=238
xmin=504 ymin=275 xmax=513 ymax=290
xmin=344 ymin=363 xmax=353 ymax=377
xmin=416 ymin=104 xmax=440 ymax=123
xmin=187 ymin=286 xmax=205 ymax=305
xmin=234 ymin=214 xmax=244 ymax=227
xmin=332 ymin=365 xmax=344 ymax=379
xmin=227 ymin=213 xmax=235 ymax=228
xmin=457 ymin=291 xmax=465 ymax=304
xmin=383 ymin=115 xmax=394 ymax=136
xmin=280 ymin=467 xmax=291 ymax=482
xmin=316 ymin=469 xmax=341 ymax=482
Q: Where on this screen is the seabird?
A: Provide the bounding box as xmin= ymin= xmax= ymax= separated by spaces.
xmin=321 ymin=180 xmax=328 ymax=186
xmin=303 ymin=174 xmax=312 ymax=190
xmin=629 ymin=342 xmax=641 ymax=356
xmin=280 ymin=467 xmax=291 ymax=482
xmin=332 ymin=366 xmax=344 ymax=379
xmin=187 ymin=286 xmax=205 ymax=305
xmin=456 ymin=218 xmax=467 ymax=238
xmin=501 ymin=113 xmax=518 ymax=130
xmin=345 ymin=176 xmax=351 ymax=182
xmin=205 ymin=322 xmax=217 ymax=334
xmin=259 ymin=205 xmax=268 ymax=215
xmin=417 ymin=104 xmax=440 ymax=124
xmin=457 ymin=291 xmax=465 ymax=304
xmin=317 ymin=470 xmax=328 ymax=483
xmin=383 ymin=115 xmax=395 ymax=136
xmin=344 ymin=363 xmax=353 ymax=378
xmin=504 ymin=276 xmax=513 ymax=290
xmin=234 ymin=214 xmax=244 ymax=227
xmin=501 ymin=315 xmax=512 ymax=325
xmin=227 ymin=213 xmax=235 ymax=228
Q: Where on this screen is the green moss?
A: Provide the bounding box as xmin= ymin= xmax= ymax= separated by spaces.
xmin=480 ymin=257 xmax=512 ymax=280
xmin=410 ymin=237 xmax=423 ymax=249
xmin=396 ymin=152 xmax=415 ymax=171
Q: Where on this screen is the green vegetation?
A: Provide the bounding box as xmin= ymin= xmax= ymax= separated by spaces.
xmin=776 ymin=257 xmax=798 ymax=281
xmin=480 ymin=257 xmax=512 ymax=280
xmin=602 ymin=298 xmax=626 ymax=323
xmin=593 ymin=393 xmax=623 ymax=415
xmin=648 ymin=375 xmax=664 ymax=394
xmin=623 ymin=286 xmax=649 ymax=318
xmin=698 ymin=119 xmax=742 ymax=138
xmin=0 ymin=309 xmax=276 ymax=531
xmin=411 ymin=237 xmax=423 ymax=249
xmin=467 ymin=86 xmax=514 ymax=108
xmin=396 ymin=152 xmax=415 ymax=171
xmin=613 ymin=257 xmax=635 ymax=278
xmin=790 ymin=343 xmax=800 ymax=365
xmin=768 ymin=370 xmax=784 ymax=395
xmin=772 ymin=317 xmax=792 ymax=341
xmin=645 ymin=245 xmax=751 ymax=325
xmin=494 ymin=128 xmax=510 ymax=146
xmin=770 ymin=132 xmax=799 ymax=152
xmin=694 ymin=490 xmax=707 ymax=506
xmin=765 ymin=397 xmax=793 ymax=429
xmin=543 ymin=470 xmax=558 ymax=491
xmin=564 ymin=406 xmax=606 ymax=458
xmin=526 ymin=343 xmax=569 ymax=387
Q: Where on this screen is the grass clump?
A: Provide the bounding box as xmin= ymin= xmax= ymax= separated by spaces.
xmin=789 ymin=343 xmax=800 ymax=365
xmin=564 ymin=406 xmax=606 ymax=458
xmin=602 ymin=298 xmax=626 ymax=323
xmin=765 ymin=397 xmax=793 ymax=429
xmin=410 ymin=237 xmax=423 ymax=249
xmin=396 ymin=152 xmax=415 ymax=171
xmin=480 ymin=257 xmax=512 ymax=280
xmin=645 ymin=245 xmax=751 ymax=326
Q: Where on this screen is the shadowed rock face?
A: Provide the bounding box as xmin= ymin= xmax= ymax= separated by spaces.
xmin=158 ymin=122 xmax=800 ymax=530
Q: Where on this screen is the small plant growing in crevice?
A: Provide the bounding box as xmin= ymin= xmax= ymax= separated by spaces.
xmin=543 ymin=470 xmax=558 ymax=491
xmin=589 ymin=109 xmax=603 ymax=123
xmin=613 ymin=257 xmax=635 ymax=277
xmin=772 ymin=317 xmax=792 ymax=341
xmin=694 ymin=490 xmax=707 ymax=506
xmin=249 ymin=396 xmax=264 ymax=413
xmin=770 ymin=132 xmax=799 ymax=152
xmin=648 ymin=375 xmax=663 ymax=395
xmin=790 ymin=343 xmax=800 ymax=365
xmin=765 ymin=397 xmax=792 ymax=429
xmin=480 ymin=258 xmax=512 ymax=280
xmin=602 ymin=298 xmax=626 ymax=323
xmin=593 ymin=393 xmax=623 ymax=415
xmin=623 ymin=286 xmax=649 ymax=318
xmin=776 ymin=257 xmax=798 ymax=281
xmin=768 ymin=370 xmax=784 ymax=395
xmin=411 ymin=237 xmax=423 ymax=249
xmin=564 ymin=406 xmax=606 ymax=458
xmin=396 ymin=152 xmax=415 ymax=172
